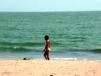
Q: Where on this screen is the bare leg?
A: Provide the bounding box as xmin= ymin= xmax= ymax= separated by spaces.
xmin=44 ymin=52 xmax=47 ymax=60
xmin=46 ymin=51 xmax=50 ymax=60
xmin=44 ymin=51 xmax=50 ymax=60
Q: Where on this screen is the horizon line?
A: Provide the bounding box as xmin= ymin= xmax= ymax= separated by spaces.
xmin=0 ymin=10 xmax=101 ymax=13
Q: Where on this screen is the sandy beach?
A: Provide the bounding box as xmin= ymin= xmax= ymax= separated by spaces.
xmin=0 ymin=60 xmax=101 ymax=76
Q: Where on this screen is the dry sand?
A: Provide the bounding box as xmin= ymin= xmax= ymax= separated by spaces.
xmin=0 ymin=60 xmax=101 ymax=76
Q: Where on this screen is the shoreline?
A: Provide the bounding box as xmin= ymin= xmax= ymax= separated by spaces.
xmin=0 ymin=57 xmax=101 ymax=61
xmin=0 ymin=60 xmax=101 ymax=76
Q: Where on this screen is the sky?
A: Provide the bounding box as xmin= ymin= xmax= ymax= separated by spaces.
xmin=0 ymin=0 xmax=101 ymax=12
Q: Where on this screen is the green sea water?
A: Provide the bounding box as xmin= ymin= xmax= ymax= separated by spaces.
xmin=0 ymin=11 xmax=101 ymax=60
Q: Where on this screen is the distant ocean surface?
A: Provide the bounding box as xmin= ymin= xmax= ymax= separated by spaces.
xmin=0 ymin=11 xmax=101 ymax=60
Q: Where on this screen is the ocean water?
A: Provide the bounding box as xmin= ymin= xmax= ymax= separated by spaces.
xmin=0 ymin=11 xmax=101 ymax=60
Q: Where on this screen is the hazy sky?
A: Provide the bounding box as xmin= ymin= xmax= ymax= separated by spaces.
xmin=0 ymin=0 xmax=101 ymax=12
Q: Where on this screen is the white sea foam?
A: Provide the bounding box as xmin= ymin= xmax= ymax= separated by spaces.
xmin=52 ymin=57 xmax=78 ymax=60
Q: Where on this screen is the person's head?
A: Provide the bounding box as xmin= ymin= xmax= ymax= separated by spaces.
xmin=44 ymin=35 xmax=49 ymax=40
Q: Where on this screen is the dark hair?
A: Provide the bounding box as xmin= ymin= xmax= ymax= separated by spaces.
xmin=44 ymin=35 xmax=49 ymax=40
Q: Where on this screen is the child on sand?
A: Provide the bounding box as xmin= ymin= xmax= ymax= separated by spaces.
xmin=43 ymin=35 xmax=51 ymax=60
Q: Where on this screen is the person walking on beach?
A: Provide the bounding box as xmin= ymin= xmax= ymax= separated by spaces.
xmin=43 ymin=35 xmax=51 ymax=60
